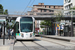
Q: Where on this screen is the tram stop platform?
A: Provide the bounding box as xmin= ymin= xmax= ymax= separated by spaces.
xmin=0 ymin=38 xmax=14 ymax=50
xmin=35 ymin=34 xmax=75 ymax=43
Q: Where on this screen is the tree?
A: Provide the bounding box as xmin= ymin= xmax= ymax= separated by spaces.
xmin=6 ymin=20 xmax=15 ymax=29
xmin=0 ymin=4 xmax=3 ymax=14
xmin=4 ymin=9 xmax=8 ymax=14
xmin=54 ymin=11 xmax=64 ymax=22
xmin=0 ymin=4 xmax=8 ymax=15
xmin=40 ymin=20 xmax=52 ymax=28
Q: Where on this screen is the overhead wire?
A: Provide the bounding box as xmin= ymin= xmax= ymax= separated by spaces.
xmin=21 ymin=0 xmax=32 ymax=15
xmin=26 ymin=0 xmax=35 ymax=12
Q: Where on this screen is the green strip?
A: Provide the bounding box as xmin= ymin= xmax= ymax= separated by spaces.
xmin=16 ymin=33 xmax=20 ymax=36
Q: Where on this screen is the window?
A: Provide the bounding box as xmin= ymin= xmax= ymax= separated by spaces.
xmin=20 ymin=23 xmax=33 ymax=32
xmin=68 ymin=0 xmax=71 ymax=3
xmin=49 ymin=6 xmax=50 ymax=8
xmin=20 ymin=17 xmax=33 ymax=32
xmin=65 ymin=0 xmax=71 ymax=3
xmin=54 ymin=6 xmax=55 ymax=8
xmin=44 ymin=10 xmax=46 ymax=12
xmin=49 ymin=10 xmax=54 ymax=12
xmin=45 ymin=6 xmax=46 ymax=8
xmin=65 ymin=0 xmax=67 ymax=3
xmin=52 ymin=10 xmax=54 ymax=12
xmin=41 ymin=9 xmax=42 ymax=12
xmin=16 ymin=22 xmax=19 ymax=33
xmin=49 ymin=10 xmax=51 ymax=12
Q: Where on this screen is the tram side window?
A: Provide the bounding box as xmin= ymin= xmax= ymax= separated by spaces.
xmin=16 ymin=22 xmax=19 ymax=33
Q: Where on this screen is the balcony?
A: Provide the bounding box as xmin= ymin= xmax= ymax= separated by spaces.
xmin=36 ymin=12 xmax=54 ymax=15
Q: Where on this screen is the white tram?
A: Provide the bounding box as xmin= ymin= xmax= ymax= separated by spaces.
xmin=13 ymin=16 xmax=35 ymax=40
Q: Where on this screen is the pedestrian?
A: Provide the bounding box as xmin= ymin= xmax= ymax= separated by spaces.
xmin=7 ymin=27 xmax=11 ymax=40
xmin=0 ymin=27 xmax=1 ymax=38
xmin=11 ymin=29 xmax=14 ymax=39
xmin=38 ymin=30 xmax=39 ymax=34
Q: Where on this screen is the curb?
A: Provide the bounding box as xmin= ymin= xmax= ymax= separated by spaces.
xmin=35 ymin=34 xmax=71 ymax=42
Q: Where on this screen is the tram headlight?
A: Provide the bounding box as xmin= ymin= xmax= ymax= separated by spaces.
xmin=30 ymin=33 xmax=32 ymax=37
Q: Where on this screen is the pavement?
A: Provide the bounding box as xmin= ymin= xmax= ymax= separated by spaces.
xmin=0 ymin=36 xmax=14 ymax=50
xmin=35 ymin=34 xmax=75 ymax=43
xmin=0 ymin=34 xmax=75 ymax=50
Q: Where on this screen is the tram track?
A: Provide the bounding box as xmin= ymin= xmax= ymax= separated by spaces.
xmin=20 ymin=41 xmax=29 ymax=50
xmin=13 ymin=37 xmax=75 ymax=50
xmin=14 ymin=40 xmax=48 ymax=50
xmin=32 ymin=41 xmax=48 ymax=50
xmin=21 ymin=41 xmax=48 ymax=50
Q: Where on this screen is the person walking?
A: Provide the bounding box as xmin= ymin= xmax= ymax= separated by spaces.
xmin=38 ymin=30 xmax=39 ymax=34
xmin=7 ymin=27 xmax=11 ymax=40
xmin=11 ymin=29 xmax=14 ymax=39
xmin=0 ymin=27 xmax=2 ymax=38
xmin=0 ymin=27 xmax=1 ymax=38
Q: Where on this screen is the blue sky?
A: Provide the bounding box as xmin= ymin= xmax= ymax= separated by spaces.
xmin=0 ymin=0 xmax=63 ymax=14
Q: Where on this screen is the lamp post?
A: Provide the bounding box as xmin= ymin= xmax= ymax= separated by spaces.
xmin=3 ymin=21 xmax=5 ymax=45
xmin=71 ymin=10 xmax=73 ymax=36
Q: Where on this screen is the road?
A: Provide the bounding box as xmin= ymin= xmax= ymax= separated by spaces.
xmin=14 ymin=37 xmax=75 ymax=50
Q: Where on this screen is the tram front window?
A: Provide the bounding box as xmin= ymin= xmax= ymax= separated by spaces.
xmin=20 ymin=23 xmax=33 ymax=32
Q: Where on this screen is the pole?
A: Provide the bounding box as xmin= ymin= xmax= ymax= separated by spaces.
xmin=60 ymin=25 xmax=61 ymax=36
xmin=71 ymin=11 xmax=73 ymax=36
xmin=3 ymin=21 xmax=5 ymax=45
xmin=56 ymin=24 xmax=57 ymax=36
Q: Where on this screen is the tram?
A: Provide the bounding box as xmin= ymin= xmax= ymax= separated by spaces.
xmin=13 ymin=16 xmax=35 ymax=40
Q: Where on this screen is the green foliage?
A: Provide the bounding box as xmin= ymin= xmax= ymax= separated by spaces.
xmin=0 ymin=4 xmax=3 ymax=14
xmin=0 ymin=4 xmax=3 ymax=9
xmin=0 ymin=4 xmax=8 ymax=15
xmin=6 ymin=20 xmax=15 ymax=29
xmin=40 ymin=20 xmax=51 ymax=28
xmin=4 ymin=9 xmax=8 ymax=14
xmin=54 ymin=11 xmax=64 ymax=22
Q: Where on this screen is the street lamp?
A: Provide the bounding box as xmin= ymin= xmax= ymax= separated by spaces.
xmin=71 ymin=9 xmax=73 ymax=36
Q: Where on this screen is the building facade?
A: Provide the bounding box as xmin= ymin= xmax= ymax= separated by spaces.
xmin=64 ymin=0 xmax=75 ymax=15
xmin=28 ymin=3 xmax=63 ymax=16
xmin=27 ymin=3 xmax=63 ymax=33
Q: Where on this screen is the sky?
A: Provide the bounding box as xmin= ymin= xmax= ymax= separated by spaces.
xmin=0 ymin=0 xmax=63 ymax=14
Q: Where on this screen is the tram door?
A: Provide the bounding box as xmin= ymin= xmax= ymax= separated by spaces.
xmin=14 ymin=22 xmax=19 ymax=38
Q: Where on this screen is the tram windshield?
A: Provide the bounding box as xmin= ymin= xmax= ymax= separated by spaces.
xmin=20 ymin=17 xmax=33 ymax=32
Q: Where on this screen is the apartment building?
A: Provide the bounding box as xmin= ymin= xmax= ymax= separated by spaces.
xmin=27 ymin=3 xmax=63 ymax=32
xmin=64 ymin=0 xmax=75 ymax=15
xmin=28 ymin=3 xmax=63 ymax=16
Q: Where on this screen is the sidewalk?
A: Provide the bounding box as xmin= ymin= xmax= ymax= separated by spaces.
xmin=35 ymin=34 xmax=75 ymax=43
xmin=0 ymin=37 xmax=14 ymax=50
